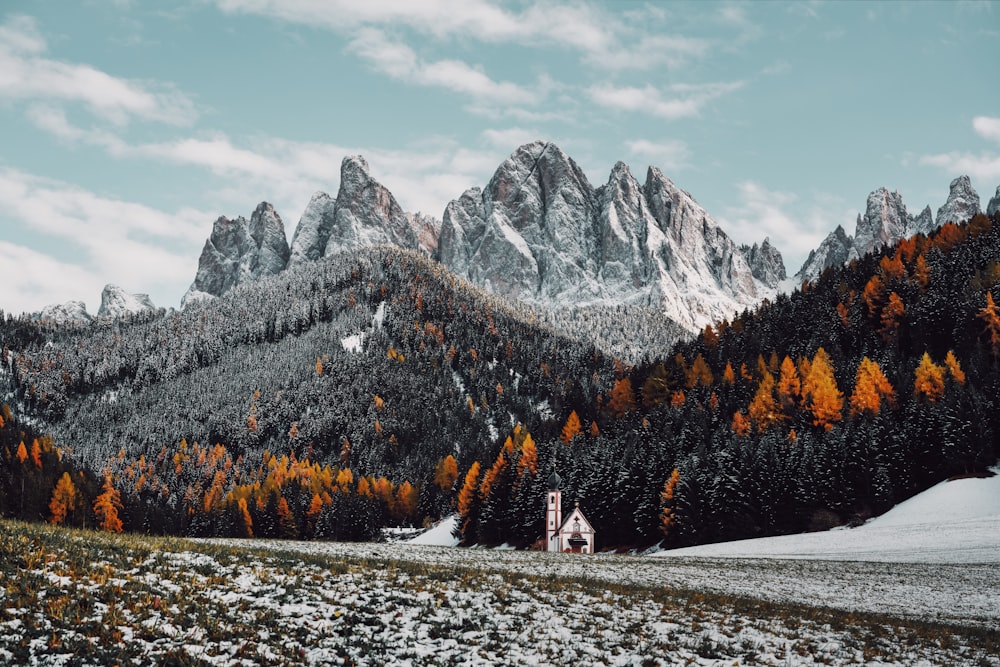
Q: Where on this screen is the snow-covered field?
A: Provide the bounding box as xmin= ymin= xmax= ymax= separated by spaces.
xmin=656 ymin=469 xmax=1000 ymax=564
xmin=1 ymin=473 xmax=998 ymax=666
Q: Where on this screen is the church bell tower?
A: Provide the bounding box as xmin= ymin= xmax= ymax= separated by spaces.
xmin=545 ymin=470 xmax=562 ymax=552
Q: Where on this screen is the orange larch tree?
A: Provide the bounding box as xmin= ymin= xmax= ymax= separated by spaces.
xmin=879 ymin=292 xmax=906 ymax=341
xmin=659 ymin=469 xmax=681 ymax=537
xmin=913 ymin=352 xmax=945 ymax=403
xmin=776 ymin=356 xmax=801 ymax=413
xmin=978 ymin=292 xmax=1000 ymax=356
xmin=731 ymin=410 xmax=751 ymax=437
xmin=943 ymin=350 xmax=966 ymax=384
xmin=49 ymin=472 xmax=78 ymax=525
xmin=607 ymin=377 xmax=637 ymax=417
xmin=93 ymin=474 xmax=124 ymax=533
xmin=803 ymin=348 xmax=843 ymax=430
xmin=849 ymin=357 xmax=895 ymax=417
xmin=560 ymin=410 xmax=582 ymax=444
xmin=433 ymin=455 xmax=459 ymax=491
xmin=456 ymin=461 xmax=481 ymax=532
xmin=748 ymin=371 xmax=782 ymax=432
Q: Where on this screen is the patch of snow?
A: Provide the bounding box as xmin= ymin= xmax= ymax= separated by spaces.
xmin=372 ymin=301 xmax=386 ymax=329
xmin=656 ymin=468 xmax=1000 ymax=564
xmin=341 ymin=333 xmax=364 ymax=353
xmin=408 ymin=516 xmax=460 ymax=547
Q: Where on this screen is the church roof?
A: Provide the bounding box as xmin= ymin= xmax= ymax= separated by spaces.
xmin=547 ymin=470 xmax=561 ymax=491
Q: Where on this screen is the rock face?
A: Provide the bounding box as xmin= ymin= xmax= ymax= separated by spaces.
xmin=852 ymin=188 xmax=910 ymax=260
xmin=436 ymin=141 xmax=770 ymax=331
xmin=97 ymin=284 xmax=157 ymax=319
xmin=405 ymin=212 xmax=441 ymax=257
xmin=286 ymin=156 xmax=422 ymax=269
xmin=987 ymin=186 xmax=1000 ymax=218
xmin=324 ymin=156 xmax=418 ymax=256
xmin=39 ymin=301 xmax=92 ymax=324
xmin=797 ymin=225 xmax=854 ymax=284
xmin=741 ymin=238 xmax=786 ymax=289
xmin=797 ymin=177 xmax=980 ymax=283
xmin=182 ymin=202 xmax=290 ymax=307
xmin=936 ymin=175 xmax=980 ymax=226
xmin=289 ymin=192 xmax=336 ymax=265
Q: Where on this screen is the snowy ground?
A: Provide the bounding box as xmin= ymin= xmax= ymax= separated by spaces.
xmin=2 ymin=474 xmax=998 ymax=666
xmin=2 ymin=522 xmax=997 ymax=666
xmin=656 ymin=469 xmax=1000 ymax=564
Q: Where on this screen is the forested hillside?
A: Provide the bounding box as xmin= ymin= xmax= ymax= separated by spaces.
xmin=1 ymin=248 xmax=613 ymax=539
xmin=2 ymin=213 xmax=999 ymax=548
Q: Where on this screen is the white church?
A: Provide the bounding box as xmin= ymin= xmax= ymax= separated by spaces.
xmin=545 ymin=470 xmax=596 ymax=553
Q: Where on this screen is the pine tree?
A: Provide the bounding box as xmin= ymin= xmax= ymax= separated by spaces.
xmin=49 ymin=472 xmax=78 ymax=525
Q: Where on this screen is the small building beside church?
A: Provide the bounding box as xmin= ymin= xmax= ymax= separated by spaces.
xmin=545 ymin=470 xmax=596 ymax=553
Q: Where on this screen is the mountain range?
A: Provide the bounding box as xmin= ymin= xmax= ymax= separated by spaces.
xmin=35 ymin=142 xmax=1000 ymax=343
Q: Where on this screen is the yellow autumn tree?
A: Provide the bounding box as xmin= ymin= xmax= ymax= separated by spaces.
xmin=943 ymin=350 xmax=965 ymax=384
xmin=433 ymin=455 xmax=459 ymax=491
xmin=978 ymin=292 xmax=1000 ymax=356
xmin=16 ymin=440 xmax=27 ymax=464
xmin=93 ymin=474 xmax=123 ymax=533
xmin=776 ymin=356 xmax=801 ymax=412
xmin=849 ymin=357 xmax=895 ymax=417
xmin=685 ymin=353 xmax=713 ymax=388
xmin=748 ymin=371 xmax=781 ymax=432
xmin=237 ymin=497 xmax=254 ymax=537
xmin=561 ymin=410 xmax=582 ymax=444
xmin=659 ymin=469 xmax=681 ymax=537
xmin=607 ymin=378 xmax=637 ymax=417
xmin=913 ymin=352 xmax=945 ymax=403
xmin=731 ymin=410 xmax=751 ymax=437
xmin=49 ymin=472 xmax=78 ymax=525
xmin=879 ymin=292 xmax=905 ymax=341
xmin=803 ymin=348 xmax=843 ymax=430
xmin=456 ymin=461 xmax=481 ymax=528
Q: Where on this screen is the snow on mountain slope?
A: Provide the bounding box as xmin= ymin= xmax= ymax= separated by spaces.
xmin=656 ymin=469 xmax=1000 ymax=563
xmin=97 ymin=284 xmax=157 ymax=319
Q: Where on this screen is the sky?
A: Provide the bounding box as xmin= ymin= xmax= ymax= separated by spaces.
xmin=0 ymin=0 xmax=998 ymax=316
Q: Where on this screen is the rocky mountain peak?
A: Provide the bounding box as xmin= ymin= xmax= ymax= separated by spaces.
xmin=741 ymin=238 xmax=786 ymax=289
xmin=438 ymin=142 xmax=769 ymax=331
xmin=796 ymin=224 xmax=854 ymax=282
xmin=39 ymin=300 xmax=92 ymax=324
xmin=404 ymin=212 xmax=441 ymax=257
xmin=182 ymin=202 xmax=290 ymax=308
xmin=97 ymin=284 xmax=157 ymax=319
xmin=289 ymin=191 xmax=337 ymax=265
xmin=854 ymin=188 xmax=909 ymax=258
xmin=986 ymin=186 xmax=1000 ymax=218
xmin=936 ymin=175 xmax=980 ymax=226
xmin=323 ymin=154 xmax=418 ymax=256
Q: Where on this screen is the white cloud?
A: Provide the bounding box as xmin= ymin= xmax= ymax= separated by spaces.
xmin=718 ymin=181 xmax=849 ymax=274
xmin=0 ymin=15 xmax=196 ymax=126
xmin=588 ymin=81 xmax=744 ymax=120
xmin=481 ymin=128 xmax=542 ymax=150
xmin=215 ymin=0 xmax=709 ymax=73
xmin=624 ymin=139 xmax=690 ymax=171
xmin=0 ymin=168 xmax=211 ymax=314
xmin=348 ymin=28 xmax=535 ymax=105
xmin=918 ymin=152 xmax=1000 ymax=182
xmin=973 ymin=116 xmax=1000 ymax=143
xmin=916 ymin=116 xmax=1000 ymax=182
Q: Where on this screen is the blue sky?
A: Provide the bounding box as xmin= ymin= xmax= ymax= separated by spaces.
xmin=1 ymin=0 xmax=998 ymax=315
